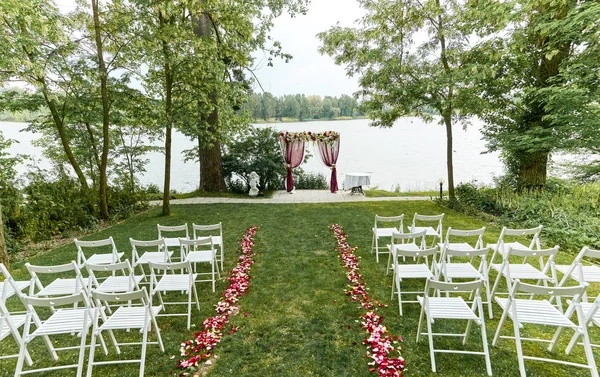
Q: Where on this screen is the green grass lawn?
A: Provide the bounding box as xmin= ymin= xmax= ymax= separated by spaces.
xmin=1 ymin=201 xmax=598 ymax=376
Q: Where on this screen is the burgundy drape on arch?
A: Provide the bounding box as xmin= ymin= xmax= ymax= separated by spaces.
xmin=279 ymin=136 xmax=305 ymax=192
xmin=317 ymin=137 xmax=340 ymax=193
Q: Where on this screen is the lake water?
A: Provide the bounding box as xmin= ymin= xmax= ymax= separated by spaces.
xmin=0 ymin=118 xmax=505 ymax=192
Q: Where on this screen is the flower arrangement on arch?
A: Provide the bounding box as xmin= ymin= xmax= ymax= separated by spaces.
xmin=330 ymin=224 xmax=405 ymax=377
xmin=279 ymin=131 xmax=340 ymax=144
xmin=176 ymin=226 xmax=258 ymax=375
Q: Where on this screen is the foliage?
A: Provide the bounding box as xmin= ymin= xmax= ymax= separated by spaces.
xmin=468 ymin=0 xmax=600 ymax=190
xmin=451 ymin=180 xmax=600 ymax=252
xmin=241 ymin=92 xmax=364 ymax=121
xmin=294 ymin=172 xmax=328 ymax=190
xmin=223 ymin=126 xmax=287 ymax=191
xmin=318 ymin=0 xmax=486 ymax=199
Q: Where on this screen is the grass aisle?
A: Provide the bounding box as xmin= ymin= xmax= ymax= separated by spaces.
xmin=1 ymin=201 xmax=597 ymax=376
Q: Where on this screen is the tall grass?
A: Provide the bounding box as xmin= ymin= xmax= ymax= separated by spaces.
xmin=452 ymin=180 xmax=600 ymax=252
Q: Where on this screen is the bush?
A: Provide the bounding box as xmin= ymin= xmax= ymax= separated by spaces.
xmin=294 ymin=172 xmax=329 ymax=190
xmin=450 ymin=179 xmax=600 ymax=252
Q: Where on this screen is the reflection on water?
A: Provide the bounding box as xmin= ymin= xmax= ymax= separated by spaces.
xmin=1 ymin=118 xmax=505 ymax=192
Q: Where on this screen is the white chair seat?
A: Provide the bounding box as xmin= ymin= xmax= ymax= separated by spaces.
xmin=581 ymin=302 xmax=600 ymax=325
xmin=412 ymin=226 xmax=439 ymax=237
xmin=495 ymin=298 xmax=576 ymax=328
xmin=556 ymin=264 xmax=600 ymax=283
xmin=195 ymin=235 xmax=222 ymax=246
xmin=30 ymin=309 xmax=90 ymax=337
xmin=99 ymin=306 xmax=162 ymax=330
xmin=186 ymin=252 xmax=213 ymax=263
xmin=491 ymin=263 xmax=552 ymax=280
xmin=85 ymin=252 xmax=125 ymax=265
xmin=163 ymin=238 xmax=181 ymax=247
xmin=36 ymin=278 xmax=90 ymax=296
xmin=442 ymin=263 xmax=484 ymax=279
xmin=394 ymin=264 xmax=434 ymax=279
xmin=418 ymin=296 xmax=479 ymax=320
xmin=445 ymin=242 xmax=475 ymax=251
xmin=0 ymin=314 xmax=26 ymax=341
xmin=487 ymin=241 xmax=530 ymax=256
xmin=153 ymin=274 xmax=198 ymax=291
xmin=373 ymin=228 xmax=399 ymax=238
xmin=136 ymin=251 xmax=174 ymax=265
xmin=390 ymin=243 xmax=422 ymax=253
xmin=95 ymin=275 xmax=145 ymax=293
xmin=0 ymin=281 xmax=30 ymax=299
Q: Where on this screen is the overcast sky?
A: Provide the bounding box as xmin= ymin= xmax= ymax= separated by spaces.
xmin=53 ymin=0 xmax=363 ymax=97
xmin=251 ymin=0 xmax=364 ymax=97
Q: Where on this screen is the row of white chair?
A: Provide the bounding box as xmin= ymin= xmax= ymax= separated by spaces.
xmin=371 ymin=213 xmax=444 ymax=263
xmin=0 ymin=259 xmax=204 ymax=377
xmin=75 ymin=222 xmax=224 ymax=271
xmin=384 ymin=223 xmax=600 ymax=377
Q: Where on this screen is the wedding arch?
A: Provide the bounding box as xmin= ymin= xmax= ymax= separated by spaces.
xmin=278 ymin=131 xmax=340 ymax=193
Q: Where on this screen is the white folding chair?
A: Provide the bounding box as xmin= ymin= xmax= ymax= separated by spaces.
xmin=490 ymin=245 xmax=559 ymax=299
xmin=493 ymin=281 xmax=598 ymax=377
xmin=390 ymin=239 xmax=437 ymax=316
xmin=193 ymin=222 xmax=224 ymax=271
xmin=86 ymin=260 xmax=143 ymax=295
xmin=180 ymin=237 xmax=221 ymax=292
xmin=435 ymin=246 xmax=493 ymax=318
xmin=15 ymin=291 xmax=96 ymax=377
xmin=0 ymin=264 xmax=32 ymax=366
xmin=564 ymin=293 xmax=600 ymax=352
xmin=371 ymin=214 xmax=404 ymax=263
xmin=556 ymin=247 xmax=600 ymax=301
xmin=487 ymin=225 xmax=543 ymax=274
xmin=157 ymin=224 xmax=189 ymax=260
xmin=148 ymin=261 xmax=199 ymax=330
xmin=86 ymin=288 xmax=164 ymax=377
xmin=74 ymin=237 xmax=123 ymax=268
xmin=26 ymin=261 xmax=90 ymax=298
xmin=410 ymin=213 xmax=444 ymax=247
xmin=130 ymin=238 xmax=171 ymax=279
xmin=386 ymin=230 xmax=426 ymax=275
xmin=417 ymin=278 xmax=492 ymax=376
xmin=439 ymin=227 xmax=485 ymax=253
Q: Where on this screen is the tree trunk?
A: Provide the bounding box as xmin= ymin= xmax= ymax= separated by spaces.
xmin=442 ymin=112 xmax=455 ymax=200
xmin=193 ymin=5 xmax=227 ymax=192
xmin=91 ymin=0 xmax=110 ymax=220
xmin=517 ymin=150 xmax=548 ymax=192
xmin=160 ymin=10 xmax=174 ymax=216
xmin=0 ymin=204 xmax=8 ymax=268
xmin=41 ymin=88 xmax=89 ymax=191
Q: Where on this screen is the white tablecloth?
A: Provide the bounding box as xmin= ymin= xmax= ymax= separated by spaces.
xmin=344 ymin=173 xmax=371 ymax=189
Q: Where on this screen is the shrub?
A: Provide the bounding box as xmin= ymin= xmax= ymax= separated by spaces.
xmin=450 ymin=180 xmax=600 ymax=252
xmin=294 ymin=172 xmax=329 ymax=190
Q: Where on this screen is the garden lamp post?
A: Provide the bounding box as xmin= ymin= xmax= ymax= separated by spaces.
xmin=438 ymin=178 xmax=445 ymax=200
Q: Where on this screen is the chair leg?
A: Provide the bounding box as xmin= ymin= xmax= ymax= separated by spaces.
xmin=139 ymin=311 xmax=150 ymax=377
xmin=396 ymin=278 xmax=403 ymax=316
xmin=220 ymin=244 xmax=224 ymax=271
xmin=187 ymin=288 xmax=192 ymax=330
xmin=375 ymin=237 xmax=380 ymax=263
xmin=576 ymin=306 xmax=599 ymax=377
xmin=371 ymin=232 xmax=375 ymax=255
xmin=492 ymin=300 xmax=510 ymax=347
xmin=511 ymin=304 xmax=527 ymax=377
xmin=489 ymin=269 xmax=503 ymax=299
xmin=86 ymin=330 xmax=98 ymax=377
xmin=478 ymin=302 xmax=493 ymax=377
xmin=416 ymin=304 xmax=425 ymax=343
xmin=151 ymin=311 xmax=165 ymax=353
xmin=426 ymin=310 xmax=436 ymax=373
xmin=76 ymin=315 xmax=89 ymax=377
xmin=484 ymin=279 xmax=493 ymax=319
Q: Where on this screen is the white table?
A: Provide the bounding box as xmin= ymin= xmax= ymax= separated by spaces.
xmin=344 ymin=173 xmax=371 ymax=195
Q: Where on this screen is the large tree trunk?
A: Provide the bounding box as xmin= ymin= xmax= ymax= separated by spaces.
xmin=0 ymin=204 xmax=8 ymax=268
xmin=41 ymin=88 xmax=89 ymax=191
xmin=91 ymin=0 xmax=110 ymax=220
xmin=193 ymin=5 xmax=227 ymax=192
xmin=442 ymin=111 xmax=455 ymax=200
xmin=160 ymin=10 xmax=174 ymax=216
xmin=517 ymin=150 xmax=549 ymax=192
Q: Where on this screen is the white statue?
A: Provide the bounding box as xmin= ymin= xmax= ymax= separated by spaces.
xmin=248 ymin=171 xmax=260 ymax=196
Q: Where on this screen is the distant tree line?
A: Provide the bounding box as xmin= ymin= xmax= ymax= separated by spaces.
xmin=242 ymin=93 xmax=365 ymax=121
